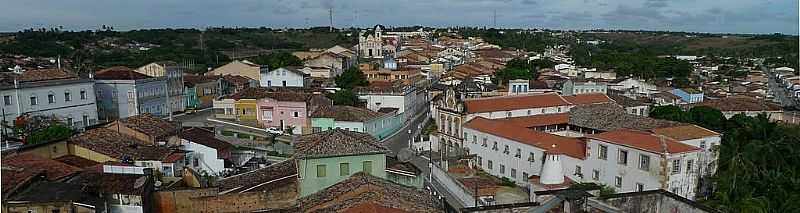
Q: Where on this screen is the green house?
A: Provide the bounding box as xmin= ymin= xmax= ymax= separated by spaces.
xmin=294 ymin=129 xmax=390 ymax=197
xmin=310 ymin=105 xmax=403 ymax=140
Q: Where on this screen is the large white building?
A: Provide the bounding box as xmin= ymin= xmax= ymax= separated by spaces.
xmin=0 ymin=68 xmax=99 ymax=129
xmin=135 ymin=61 xmax=186 ymax=114
xmin=260 ymin=67 xmax=308 ymax=88
xmin=462 ymin=112 xmax=720 ymax=200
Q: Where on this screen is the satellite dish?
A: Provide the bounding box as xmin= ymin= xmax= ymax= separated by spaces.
xmin=154 ymin=181 xmax=162 ymax=187
xmin=133 ymin=177 xmax=147 ymax=188
xmin=398 ymin=149 xmax=413 ymax=162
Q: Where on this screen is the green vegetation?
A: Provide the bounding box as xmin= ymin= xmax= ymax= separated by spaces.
xmin=330 ymin=89 xmax=358 ymax=106
xmin=456 ymin=28 xmax=566 ymax=52
xmin=25 ymin=124 xmax=73 ymax=145
xmin=335 ymin=66 xmax=369 ymax=90
xmin=493 ymin=58 xmax=542 ymax=85
xmin=499 ymin=177 xmax=516 ymax=187
xmin=0 ymin=28 xmax=356 ymax=73
xmin=650 ymin=107 xmax=800 ymax=212
xmin=250 ymin=51 xmax=302 ymax=69
xmin=571 ymin=41 xmax=694 ymax=80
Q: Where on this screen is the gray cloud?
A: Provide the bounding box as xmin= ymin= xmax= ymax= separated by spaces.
xmin=0 ymin=0 xmax=795 ymax=34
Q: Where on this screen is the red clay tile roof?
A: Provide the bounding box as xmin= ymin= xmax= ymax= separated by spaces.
xmin=464 ymin=93 xmax=570 ymax=114
xmin=587 ymin=129 xmax=701 ymax=154
xmin=118 ymin=113 xmax=179 ymax=139
xmin=342 ymin=202 xmax=413 ymax=213
xmin=300 ymin=172 xmax=440 ymax=213
xmin=54 ymin=155 xmax=101 ymax=168
xmin=221 ymin=74 xmax=253 ymax=85
xmin=2 ymin=153 xmax=81 ymax=181
xmin=562 ymin=93 xmax=612 ymax=105
xmin=95 ymin=66 xmax=152 ymax=80
xmin=311 ymin=105 xmax=384 ymax=122
xmin=1 ymin=166 xmax=44 ymax=199
xmin=68 ymin=128 xmax=175 ymax=161
xmin=693 ymin=96 xmax=782 ymax=112
xmin=162 ymin=152 xmax=185 ymax=163
xmin=179 ymin=127 xmax=233 ymax=151
xmin=650 ymin=125 xmax=720 ymax=141
xmin=217 ymin=159 xmax=297 ymax=193
xmin=226 ymin=87 xmax=310 ymax=102
xmin=16 ymin=68 xmax=78 ymax=82
xmin=464 ymin=117 xmax=586 ymax=159
xmin=499 ymin=113 xmax=570 ymax=128
xmin=294 ymin=129 xmax=389 ymax=158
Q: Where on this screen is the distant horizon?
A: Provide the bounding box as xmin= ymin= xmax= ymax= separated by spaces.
xmin=1 ymin=0 xmax=797 ymax=35
xmin=1 ymin=25 xmax=797 ymax=36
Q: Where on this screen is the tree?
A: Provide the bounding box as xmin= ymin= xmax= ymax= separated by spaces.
xmin=689 ymin=106 xmax=725 ymax=131
xmin=250 ymin=51 xmax=302 ymax=69
xmin=494 ymin=67 xmax=532 ymax=85
xmin=335 ymin=67 xmax=368 ymax=90
xmin=330 ymin=89 xmax=358 ymax=106
xmin=649 ymin=105 xmax=693 ymax=123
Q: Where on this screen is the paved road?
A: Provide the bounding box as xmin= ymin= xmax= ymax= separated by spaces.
xmin=764 ymin=66 xmax=799 ymax=109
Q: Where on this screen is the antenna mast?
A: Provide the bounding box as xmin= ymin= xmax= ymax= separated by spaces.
xmin=329 ymin=7 xmax=334 ymax=32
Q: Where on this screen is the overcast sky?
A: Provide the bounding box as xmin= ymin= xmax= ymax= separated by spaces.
xmin=0 ymin=0 xmax=797 ymax=34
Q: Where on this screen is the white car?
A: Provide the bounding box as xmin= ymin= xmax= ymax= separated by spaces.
xmin=266 ymin=127 xmax=284 ymax=135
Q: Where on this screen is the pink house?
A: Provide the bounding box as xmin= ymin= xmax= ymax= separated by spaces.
xmin=257 ymin=93 xmax=308 ymax=134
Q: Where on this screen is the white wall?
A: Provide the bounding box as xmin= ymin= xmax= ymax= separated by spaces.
xmin=333 ymin=121 xmax=367 ymax=133
xmin=182 ymin=140 xmax=225 ymax=175
xmin=1 ymin=81 xmax=98 ymax=128
xmin=261 ymin=68 xmax=305 ymax=87
xmin=466 ymin=105 xmax=567 ymax=121
xmin=361 ymin=94 xmax=406 ymax=113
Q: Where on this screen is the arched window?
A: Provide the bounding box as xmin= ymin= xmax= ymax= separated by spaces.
xmin=64 ymin=89 xmax=72 ymax=102
xmin=47 ymin=91 xmax=56 ymax=104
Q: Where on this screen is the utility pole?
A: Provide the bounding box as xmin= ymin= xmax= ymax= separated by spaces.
xmin=493 ymin=10 xmax=497 ymax=29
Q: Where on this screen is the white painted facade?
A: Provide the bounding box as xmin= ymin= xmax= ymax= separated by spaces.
xmin=463 ymin=128 xmax=584 ymax=185
xmin=1 ymin=79 xmax=99 ymax=129
xmin=182 ymin=139 xmax=226 ymax=175
xmin=609 ymin=78 xmax=658 ymax=95
xmin=466 ymin=105 xmax=568 ymax=121
xmin=260 ymin=68 xmax=306 ymax=87
xmin=464 ymin=127 xmax=707 ymax=200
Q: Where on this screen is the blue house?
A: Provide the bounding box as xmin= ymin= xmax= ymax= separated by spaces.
xmin=671 ymin=88 xmax=704 ymax=104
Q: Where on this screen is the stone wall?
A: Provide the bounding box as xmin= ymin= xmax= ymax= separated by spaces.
xmin=154 ymin=188 xmax=218 ymax=213
xmin=189 ymin=182 xmax=298 ymax=212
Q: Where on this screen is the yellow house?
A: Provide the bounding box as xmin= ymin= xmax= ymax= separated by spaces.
xmin=206 ymin=60 xmax=265 ymax=81
xmin=17 ymin=140 xmax=70 ymax=159
xmin=234 ymin=99 xmax=258 ymax=121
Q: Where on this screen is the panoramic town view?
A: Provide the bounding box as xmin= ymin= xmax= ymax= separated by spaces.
xmin=0 ymin=0 xmax=798 ymax=212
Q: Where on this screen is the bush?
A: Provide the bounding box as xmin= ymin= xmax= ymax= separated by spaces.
xmin=499 ymin=177 xmax=516 ymax=187
xmin=26 ymin=124 xmax=73 ymax=145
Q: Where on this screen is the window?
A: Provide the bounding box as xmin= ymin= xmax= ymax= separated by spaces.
xmin=592 ymin=170 xmax=600 ymax=180
xmin=686 ymin=160 xmax=694 ymax=174
xmin=80 ymin=89 xmax=86 ymax=100
xmin=473 ymin=135 xmax=477 ymax=144
xmin=362 ymin=161 xmax=373 ymax=174
xmin=316 ymin=164 xmax=327 ymax=177
xmin=500 ymin=164 xmax=505 ymax=174
xmin=527 ymin=110 xmax=531 ymax=115
xmin=488 ymin=160 xmax=493 ymax=169
xmin=511 ymin=169 xmax=517 ymax=178
xmin=492 ymin=141 xmax=498 ymax=151
xmin=575 ymin=165 xmax=582 ymax=176
xmin=477 ymin=156 xmax=482 ymax=166
xmin=30 ymin=96 xmax=37 ymax=105
xmin=506 ymin=112 xmax=512 ymax=117
xmin=541 ymin=108 xmax=545 ymax=113
xmin=598 ymin=145 xmax=608 ymax=160
xmin=66 ymin=117 xmax=73 ymax=127
xmin=293 ymin=111 xmax=299 ymax=118
xmin=557 ymin=107 xmax=562 ymax=112
xmin=48 ymin=93 xmax=55 ymax=103
xmin=700 ymin=141 xmax=706 ymax=149
xmin=482 ymin=138 xmax=488 ymax=147
xmin=340 ymin=163 xmax=350 ymax=176
xmin=614 ymin=176 xmax=622 ymax=188
xmin=636 ymin=183 xmax=645 ymax=192
xmin=618 ymin=150 xmax=628 ymax=165
xmin=639 ymin=154 xmax=650 ymax=171
xmin=3 ymin=95 xmax=10 ymax=105
xmin=503 ymin=145 xmax=509 ymax=154
xmin=672 ymin=159 xmax=681 ymax=174
xmin=523 ymin=172 xmax=529 ymax=179
xmin=262 ymin=111 xmax=273 ymax=120
xmin=515 ymin=148 xmax=521 ymax=158
xmin=528 ymin=152 xmax=535 ymax=162
xmin=64 ymin=91 xmax=71 ymax=101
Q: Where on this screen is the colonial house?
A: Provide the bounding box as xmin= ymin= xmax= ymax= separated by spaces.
xmin=303 ymin=51 xmax=351 ymax=78
xmin=206 ymin=60 xmax=267 ymax=83
xmin=260 ymin=67 xmax=308 ymax=88
xmin=609 ymin=77 xmax=658 ymax=97
xmin=94 ymin=66 xmax=171 ymax=120
xmin=135 ymin=61 xmax=185 ymax=114
xmin=608 ymin=93 xmax=651 ymax=117
xmin=213 ymin=88 xmax=323 ymax=134
xmin=0 ymin=68 xmax=99 ymax=130
xmin=561 ymin=80 xmax=608 ymax=96
xmin=310 ymin=105 xmax=403 ymax=140
xmin=672 ymin=88 xmax=704 ymax=104
xmin=183 ymin=74 xmax=219 ymax=109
